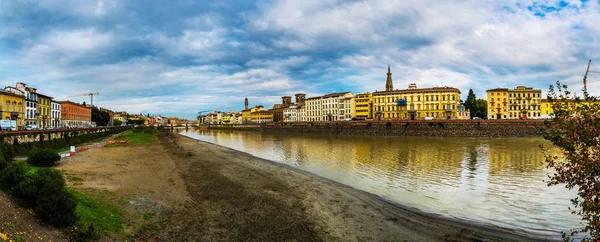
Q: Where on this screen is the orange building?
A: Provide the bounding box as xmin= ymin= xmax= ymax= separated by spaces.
xmin=60 ymin=101 xmax=92 ymax=128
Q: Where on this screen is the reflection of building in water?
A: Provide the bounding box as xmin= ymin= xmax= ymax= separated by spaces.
xmin=486 ymin=140 xmax=548 ymax=174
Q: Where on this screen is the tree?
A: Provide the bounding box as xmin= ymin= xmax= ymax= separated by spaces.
xmin=544 ymin=81 xmax=600 ymax=241
xmin=91 ymin=107 xmax=110 ymax=126
xmin=82 ymin=101 xmax=86 ymax=106
xmin=113 ymin=119 xmax=122 ymax=126
xmin=473 ymin=99 xmax=488 ymax=119
xmin=465 ymin=89 xmax=476 ymax=118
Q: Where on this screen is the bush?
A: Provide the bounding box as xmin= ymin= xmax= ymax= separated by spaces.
xmin=0 ymin=154 xmax=7 ymax=171
xmin=0 ymin=162 xmax=29 ymax=191
xmin=36 ymin=188 xmax=78 ymax=227
xmin=27 ymin=148 xmax=61 ymax=167
xmin=0 ymin=142 xmax=15 ymax=162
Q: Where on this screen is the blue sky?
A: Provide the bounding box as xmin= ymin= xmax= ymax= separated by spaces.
xmin=1 ymin=0 xmax=599 ymax=119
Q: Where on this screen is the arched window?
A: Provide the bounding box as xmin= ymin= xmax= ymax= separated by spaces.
xmin=12 ymin=102 xmax=16 ymax=112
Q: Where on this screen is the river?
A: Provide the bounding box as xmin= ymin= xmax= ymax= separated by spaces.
xmin=178 ymin=129 xmax=580 ymax=238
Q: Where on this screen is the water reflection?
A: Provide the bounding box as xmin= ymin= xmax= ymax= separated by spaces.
xmin=179 ymin=129 xmax=578 ymax=237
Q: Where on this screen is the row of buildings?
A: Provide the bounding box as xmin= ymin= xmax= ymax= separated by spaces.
xmin=202 ymin=66 xmax=577 ymax=124
xmin=0 ymin=82 xmax=114 ymax=130
xmin=202 ymin=66 xmax=472 ymax=124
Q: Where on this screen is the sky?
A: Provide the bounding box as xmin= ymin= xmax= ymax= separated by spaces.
xmin=1 ymin=0 xmax=599 ymax=119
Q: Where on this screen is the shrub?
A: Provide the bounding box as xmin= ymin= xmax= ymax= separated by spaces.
xmin=0 ymin=142 xmax=15 ymax=162
xmin=35 ymin=188 xmax=78 ymax=227
xmin=0 ymin=162 xmax=29 ymax=191
xmin=27 ymin=148 xmax=61 ymax=167
xmin=0 ymin=154 xmax=7 ymax=171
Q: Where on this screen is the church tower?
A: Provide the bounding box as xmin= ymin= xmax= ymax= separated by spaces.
xmin=385 ymin=65 xmax=393 ymax=91
xmin=244 ymin=97 xmax=248 ymax=110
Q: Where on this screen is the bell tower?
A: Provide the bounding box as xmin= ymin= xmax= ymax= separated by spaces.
xmin=244 ymin=97 xmax=248 ymax=110
xmin=385 ymin=65 xmax=393 ymax=92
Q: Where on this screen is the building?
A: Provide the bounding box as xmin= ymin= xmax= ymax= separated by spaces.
xmin=486 ymin=86 xmax=542 ymax=120
xmin=354 ymin=92 xmax=373 ymax=120
xmin=283 ymin=104 xmax=305 ymax=122
xmin=373 ymin=67 xmax=461 ymax=120
xmin=305 ymin=92 xmax=354 ymax=122
xmin=271 ymin=96 xmax=292 ymax=122
xmin=51 ymin=100 xmax=61 ymax=128
xmin=60 ymin=101 xmax=92 ymax=128
xmin=99 ymin=108 xmax=114 ymax=126
xmin=37 ymin=93 xmax=52 ymax=128
xmin=282 ymin=94 xmax=307 ymax=122
xmin=540 ymin=98 xmax=596 ymax=119
xmin=457 ymin=104 xmax=470 ymax=120
xmin=5 ymin=82 xmax=37 ymax=127
xmin=0 ymin=90 xmax=25 ymax=129
xmin=114 ymin=111 xmax=127 ymax=125
xmin=250 ymin=109 xmax=273 ymax=123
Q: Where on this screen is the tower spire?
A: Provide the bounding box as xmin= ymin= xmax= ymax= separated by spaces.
xmin=385 ymin=65 xmax=393 ymax=91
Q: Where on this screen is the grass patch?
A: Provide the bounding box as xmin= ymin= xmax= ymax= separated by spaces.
xmin=114 ymin=130 xmax=157 ymax=144
xmin=67 ymin=189 xmax=124 ymax=236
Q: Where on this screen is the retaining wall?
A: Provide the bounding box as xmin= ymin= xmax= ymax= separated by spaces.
xmin=209 ymin=120 xmax=548 ymax=137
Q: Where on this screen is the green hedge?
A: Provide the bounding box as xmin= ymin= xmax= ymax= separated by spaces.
xmin=27 ymin=148 xmax=61 ymax=167
xmin=0 ymin=162 xmax=77 ymax=227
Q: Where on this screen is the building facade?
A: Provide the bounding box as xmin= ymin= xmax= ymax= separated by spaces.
xmin=0 ymin=90 xmax=25 ymax=129
xmin=51 ymin=100 xmax=61 ymax=128
xmin=250 ymin=110 xmax=273 ymax=123
xmin=114 ymin=111 xmax=127 ymax=125
xmin=5 ymin=82 xmax=38 ymax=127
xmin=283 ymin=105 xmax=305 ymax=122
xmin=486 ymin=86 xmax=542 ymax=120
xmin=354 ymin=92 xmax=373 ymax=120
xmin=457 ymin=104 xmax=470 ymax=120
xmin=37 ymin=93 xmax=52 ymax=128
xmin=60 ymin=101 xmax=92 ymax=128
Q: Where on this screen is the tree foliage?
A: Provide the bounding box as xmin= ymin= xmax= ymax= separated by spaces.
xmin=113 ymin=119 xmax=123 ymax=126
xmin=473 ymin=99 xmax=488 ymax=119
xmin=92 ymin=107 xmax=110 ymax=126
xmin=465 ymin=89 xmax=476 ymax=118
xmin=544 ymin=81 xmax=600 ymax=241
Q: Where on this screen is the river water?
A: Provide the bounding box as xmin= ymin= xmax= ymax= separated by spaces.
xmin=179 ymin=129 xmax=579 ymax=237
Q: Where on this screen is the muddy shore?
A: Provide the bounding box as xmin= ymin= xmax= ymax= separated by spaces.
xmin=58 ymin=132 xmax=558 ymax=241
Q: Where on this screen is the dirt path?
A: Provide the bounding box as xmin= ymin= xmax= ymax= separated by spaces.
xmin=159 ymin=133 xmax=557 ymax=242
xmin=56 ymin=141 xmax=190 ymax=239
xmin=0 ymin=191 xmax=66 ymax=241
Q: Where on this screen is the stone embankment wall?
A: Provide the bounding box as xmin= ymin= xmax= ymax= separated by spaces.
xmin=209 ymin=120 xmax=547 ymax=137
xmin=0 ymin=127 xmax=130 ymax=144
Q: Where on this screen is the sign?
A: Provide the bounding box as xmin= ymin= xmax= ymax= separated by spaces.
xmin=397 ymin=98 xmax=407 ymax=106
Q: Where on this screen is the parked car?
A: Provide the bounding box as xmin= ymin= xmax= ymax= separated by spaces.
xmin=424 ymin=116 xmax=434 ymax=120
xmin=472 ymin=117 xmax=481 ymax=120
xmin=25 ymin=125 xmax=38 ymax=130
xmin=0 ymin=120 xmax=17 ymax=131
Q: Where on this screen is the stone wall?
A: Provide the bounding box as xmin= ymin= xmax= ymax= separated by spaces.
xmin=209 ymin=120 xmax=547 ymax=137
xmin=0 ymin=127 xmax=130 ymax=144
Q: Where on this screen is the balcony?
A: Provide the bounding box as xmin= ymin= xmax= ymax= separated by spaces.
xmin=526 ymin=96 xmax=532 ymax=100
xmin=516 ymin=97 xmax=522 ymax=100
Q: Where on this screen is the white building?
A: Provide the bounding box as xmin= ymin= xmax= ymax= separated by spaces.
xmin=305 ymin=96 xmax=322 ymax=121
xmin=51 ymin=100 xmax=61 ymax=128
xmin=339 ymin=94 xmax=355 ymax=121
xmin=283 ymin=105 xmax=305 ymax=122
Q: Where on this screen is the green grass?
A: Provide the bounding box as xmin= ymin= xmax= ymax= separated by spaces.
xmin=68 ymin=188 xmax=124 ymax=236
xmin=114 ymin=130 xmax=157 ymax=144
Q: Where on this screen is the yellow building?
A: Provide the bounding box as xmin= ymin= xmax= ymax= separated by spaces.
xmin=37 ymin=93 xmax=52 ymax=128
xmin=0 ymin=90 xmax=25 ymax=129
xmin=354 ymin=92 xmax=373 ymax=120
xmin=486 ymin=86 xmax=542 ymax=120
xmin=540 ymin=99 xmax=595 ymax=119
xmin=250 ymin=110 xmax=273 ymax=123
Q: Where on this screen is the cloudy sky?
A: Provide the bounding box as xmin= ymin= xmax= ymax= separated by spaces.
xmin=1 ymin=0 xmax=599 ymax=119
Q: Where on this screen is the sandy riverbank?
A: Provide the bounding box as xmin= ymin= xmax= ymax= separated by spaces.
xmin=58 ymin=131 xmax=558 ymax=241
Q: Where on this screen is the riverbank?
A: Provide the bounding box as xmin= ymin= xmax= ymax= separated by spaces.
xmin=56 ymin=130 xmax=558 ymax=241
xmin=162 ymin=133 xmax=555 ymax=241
